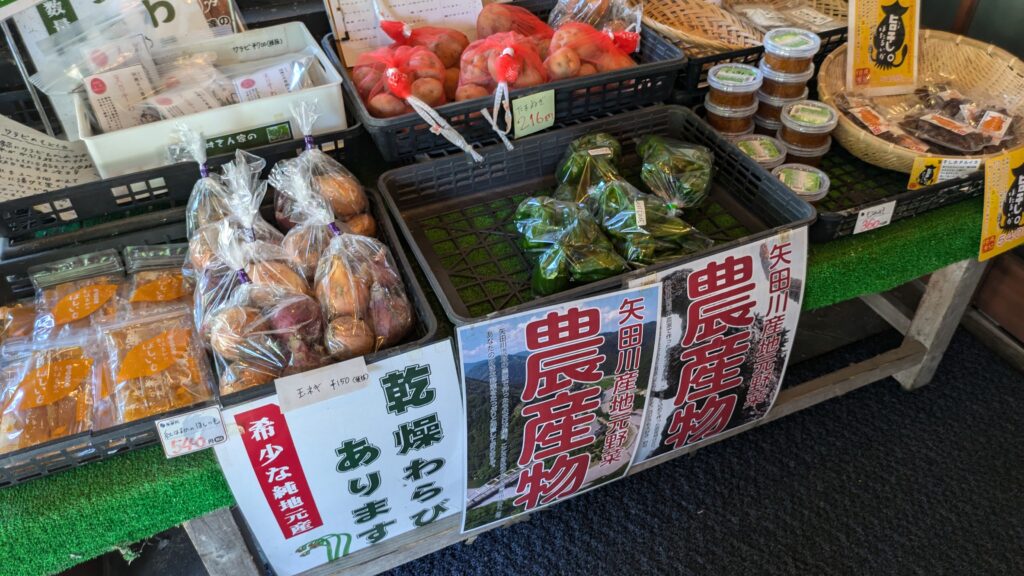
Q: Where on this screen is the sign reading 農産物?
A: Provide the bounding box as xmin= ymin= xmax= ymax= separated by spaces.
xmin=629 ymin=229 xmax=807 ymax=464
xmin=458 ymin=286 xmax=662 ymax=532
xmin=214 ymin=340 xmax=463 ymax=576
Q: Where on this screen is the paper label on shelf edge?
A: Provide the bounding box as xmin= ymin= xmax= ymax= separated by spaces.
xmin=275 ymin=356 xmax=370 ymax=412
xmin=156 ymin=406 xmax=227 ymax=458
xmin=853 ymin=200 xmax=897 ymax=234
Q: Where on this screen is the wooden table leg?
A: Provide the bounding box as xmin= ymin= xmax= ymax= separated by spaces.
xmin=893 ymin=258 xmax=988 ymax=390
xmin=183 ymin=507 xmax=262 ymax=576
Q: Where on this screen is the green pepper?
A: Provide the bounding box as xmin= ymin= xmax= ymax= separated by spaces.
xmin=637 ymin=135 xmax=715 ymax=210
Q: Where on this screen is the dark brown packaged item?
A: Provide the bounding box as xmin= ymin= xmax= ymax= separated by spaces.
xmin=762 ymin=28 xmax=820 ymax=74
xmin=779 ymin=100 xmax=838 ymax=149
xmin=706 ymin=63 xmax=763 ymax=108
xmin=704 ymin=96 xmax=758 ymax=135
xmin=758 ymin=59 xmax=813 ymax=99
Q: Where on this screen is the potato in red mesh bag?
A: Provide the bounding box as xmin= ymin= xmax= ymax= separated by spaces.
xmin=354 ymin=45 xmax=483 ymax=161
xmin=458 ymin=32 xmax=548 ymax=149
xmin=477 ymin=3 xmax=554 ymax=39
xmin=380 ymin=21 xmax=470 ymax=69
xmin=546 ymin=22 xmax=636 ymax=79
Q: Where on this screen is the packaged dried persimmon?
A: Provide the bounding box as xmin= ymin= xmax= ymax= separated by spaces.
xmin=96 ymin=307 xmax=214 ymax=426
xmin=30 ymin=249 xmax=124 ymax=341
xmin=1 ymin=304 xmax=36 ymax=345
xmin=123 ymin=244 xmax=192 ymax=315
xmin=0 ymin=336 xmax=98 ymax=454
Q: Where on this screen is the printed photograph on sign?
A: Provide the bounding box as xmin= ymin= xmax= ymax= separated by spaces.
xmin=214 ymin=340 xmax=464 ymax=576
xmin=630 ymin=229 xmax=807 ymax=465
xmin=980 ymin=147 xmax=1024 ymax=260
xmin=458 ymin=286 xmax=662 ymax=532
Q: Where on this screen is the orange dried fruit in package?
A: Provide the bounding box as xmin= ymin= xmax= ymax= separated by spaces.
xmin=30 ymin=249 xmax=125 ymax=341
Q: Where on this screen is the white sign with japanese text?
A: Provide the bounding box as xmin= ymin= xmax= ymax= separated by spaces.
xmin=458 ymin=286 xmax=662 ymax=532
xmin=629 ymin=227 xmax=808 ymax=464
xmin=214 ymin=340 xmax=464 ymax=576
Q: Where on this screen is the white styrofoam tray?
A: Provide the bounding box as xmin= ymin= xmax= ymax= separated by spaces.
xmin=76 ymin=22 xmax=346 ymax=178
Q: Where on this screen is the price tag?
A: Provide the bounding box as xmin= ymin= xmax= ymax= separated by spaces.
xmin=853 ymin=200 xmax=897 ymax=234
xmin=907 ymin=157 xmax=982 ymax=190
xmin=635 ymin=200 xmax=647 ymax=226
xmin=512 ymin=89 xmax=555 ymax=139
xmin=275 ymin=356 xmax=370 ymax=412
xmin=156 ymin=406 xmax=227 ymax=458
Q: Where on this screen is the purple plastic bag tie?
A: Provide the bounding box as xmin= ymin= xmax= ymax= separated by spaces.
xmin=304 ymin=135 xmax=315 ymax=150
xmin=328 ymin=222 xmax=343 ymax=236
xmin=236 ymin=269 xmax=251 ymax=284
xmin=199 ymin=163 xmax=209 ymax=178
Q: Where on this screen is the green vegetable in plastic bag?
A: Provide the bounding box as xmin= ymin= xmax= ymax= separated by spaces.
xmin=554 ymin=133 xmax=624 ymax=203
xmin=589 ymin=179 xmax=714 ymax=266
xmin=514 ymin=196 xmax=628 ymax=295
xmin=637 ymin=135 xmax=715 ymax=210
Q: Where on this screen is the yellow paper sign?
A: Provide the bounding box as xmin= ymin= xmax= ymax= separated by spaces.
xmin=847 ymin=0 xmax=920 ymax=96
xmin=979 ymin=147 xmax=1024 ymax=261
xmin=907 ymin=157 xmax=982 ymax=190
xmin=512 ymin=90 xmax=556 ymax=139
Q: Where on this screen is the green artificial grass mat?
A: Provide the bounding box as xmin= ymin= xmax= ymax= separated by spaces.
xmin=804 ymin=198 xmax=983 ymax=311
xmin=0 ymin=197 xmax=983 ymax=576
xmin=0 ymin=446 xmax=232 ymax=576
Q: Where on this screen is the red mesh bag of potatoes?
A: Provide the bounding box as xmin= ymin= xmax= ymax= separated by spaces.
xmin=545 ymin=21 xmax=636 ymax=80
xmin=477 ymin=3 xmax=554 ymax=39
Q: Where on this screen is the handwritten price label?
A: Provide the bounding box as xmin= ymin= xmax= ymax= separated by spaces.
xmin=275 ymin=356 xmax=370 ymax=412
xmin=156 ymin=406 xmax=227 ymax=458
xmin=853 ymin=200 xmax=897 ymax=234
xmin=512 ymin=90 xmax=555 ymax=139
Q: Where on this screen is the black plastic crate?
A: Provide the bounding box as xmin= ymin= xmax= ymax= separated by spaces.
xmin=808 ymin=145 xmax=984 ymax=242
xmin=379 ymin=105 xmax=816 ymax=324
xmin=0 ymin=121 xmax=365 ymax=259
xmin=324 ymin=0 xmax=685 ymax=163
xmin=673 ymin=26 xmax=847 ymax=106
xmin=0 ymin=191 xmax=439 ymax=487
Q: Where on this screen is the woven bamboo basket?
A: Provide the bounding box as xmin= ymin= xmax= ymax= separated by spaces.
xmin=644 ymin=0 xmax=763 ymax=58
xmin=722 ymin=0 xmax=849 ymax=21
xmin=818 ymin=29 xmax=1024 ymax=173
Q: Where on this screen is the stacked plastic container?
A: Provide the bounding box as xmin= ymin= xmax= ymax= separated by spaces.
xmin=753 ymin=28 xmax=820 ymax=138
xmin=704 ymin=63 xmax=762 ymax=139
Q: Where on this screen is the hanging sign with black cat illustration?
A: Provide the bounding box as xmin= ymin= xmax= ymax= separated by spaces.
xmin=847 ymin=0 xmax=920 ymax=96
xmin=980 ymin=148 xmax=1024 ymax=261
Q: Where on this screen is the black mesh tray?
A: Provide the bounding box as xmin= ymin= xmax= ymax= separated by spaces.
xmin=0 ymin=119 xmax=364 ymax=260
xmin=673 ymin=26 xmax=847 ymax=106
xmin=379 ymin=105 xmax=816 ymax=324
xmin=324 ymin=0 xmax=685 ymax=163
xmin=809 ymin=145 xmax=984 ymax=242
xmin=0 ymin=189 xmax=438 ymax=488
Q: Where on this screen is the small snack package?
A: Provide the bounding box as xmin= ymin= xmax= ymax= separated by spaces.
xmin=1 ymin=304 xmax=36 ymax=345
xmin=30 ymin=250 xmax=125 ymax=341
xmin=205 ymin=222 xmax=327 ymax=394
xmin=353 ymin=45 xmax=483 ymax=161
xmin=271 ymin=101 xmax=373 ymax=234
xmin=584 ymin=178 xmax=714 ymax=266
xmin=95 ymin=307 xmax=214 ymax=427
xmin=547 ymin=22 xmax=637 ymax=77
xmin=553 ymin=132 xmax=624 ymax=203
xmin=122 ymin=244 xmax=192 ymax=315
xmin=637 ymin=135 xmax=716 ymax=210
xmin=515 ymin=196 xmax=628 ymax=295
xmin=314 ymin=232 xmax=414 ymax=361
xmin=0 ymin=336 xmax=99 ymax=454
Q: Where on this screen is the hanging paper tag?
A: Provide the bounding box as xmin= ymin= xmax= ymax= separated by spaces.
xmin=635 ymin=200 xmax=647 ymax=227
xmin=512 ymin=90 xmax=555 ymax=139
xmin=157 ymin=406 xmax=227 ymax=458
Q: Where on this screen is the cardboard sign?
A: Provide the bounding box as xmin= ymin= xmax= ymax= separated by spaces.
xmin=979 ymin=147 xmax=1024 ymax=261
xmin=907 ymin=157 xmax=982 ymax=190
xmin=458 ymin=286 xmax=662 ymax=532
xmin=847 ymin=0 xmax=920 ymax=96
xmin=512 ymin=90 xmax=555 ymax=139
xmin=215 ymin=340 xmax=463 ymax=575
xmin=629 ymin=228 xmax=807 ymax=465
